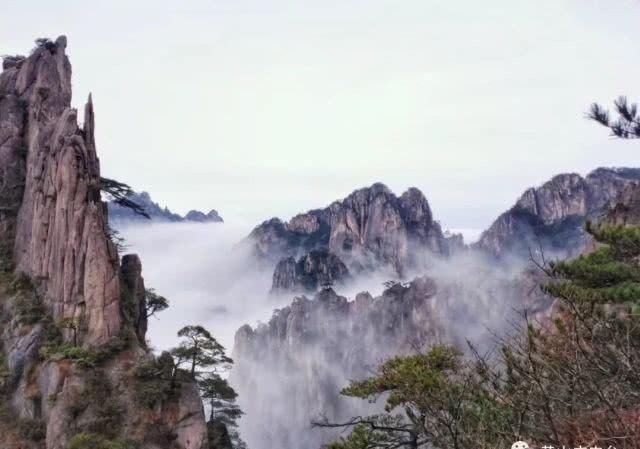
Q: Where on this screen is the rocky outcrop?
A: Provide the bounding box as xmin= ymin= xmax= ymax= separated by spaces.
xmin=120 ymin=254 xmax=147 ymax=345
xmin=271 ymin=250 xmax=350 ymax=293
xmin=184 ymin=209 xmax=223 ymax=223
xmin=0 ymin=36 xmax=120 ymax=345
xmin=108 ymin=191 xmax=223 ymax=225
xmin=232 ymin=261 xmax=552 ymax=449
xmin=0 ymin=38 xmax=207 ymax=449
xmin=606 ymin=183 xmax=640 ymax=225
xmin=0 ymin=54 xmax=27 ymax=272
xmin=476 ymin=168 xmax=640 ymax=259
xmin=248 ymin=183 xmax=455 ymax=281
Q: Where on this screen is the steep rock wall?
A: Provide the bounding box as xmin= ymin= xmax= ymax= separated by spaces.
xmin=271 ymin=249 xmax=350 ymax=293
xmin=0 ymin=38 xmax=207 ymax=449
xmin=2 ymin=37 xmax=120 ymax=345
xmin=476 ymin=168 xmax=640 ymax=259
xmin=248 ymin=183 xmax=462 ymax=288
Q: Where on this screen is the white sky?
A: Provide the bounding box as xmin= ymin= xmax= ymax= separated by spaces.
xmin=2 ymin=0 xmax=640 ymax=230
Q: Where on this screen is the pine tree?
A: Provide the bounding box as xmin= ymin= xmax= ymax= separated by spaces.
xmin=199 ymin=373 xmax=245 ymax=449
xmin=171 ymin=325 xmax=232 ymax=378
xmin=168 ymin=325 xmax=245 ymax=448
xmin=589 ymin=96 xmax=640 ymax=139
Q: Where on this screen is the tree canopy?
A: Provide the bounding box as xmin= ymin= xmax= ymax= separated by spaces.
xmin=171 ymin=325 xmax=232 ymax=378
xmin=144 ymin=288 xmax=169 ymax=319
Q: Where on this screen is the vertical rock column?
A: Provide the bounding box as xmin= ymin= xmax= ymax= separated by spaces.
xmin=0 ymin=37 xmax=122 ymax=345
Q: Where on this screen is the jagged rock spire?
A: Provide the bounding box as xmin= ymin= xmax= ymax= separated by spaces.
xmin=1 ymin=37 xmax=121 ymax=344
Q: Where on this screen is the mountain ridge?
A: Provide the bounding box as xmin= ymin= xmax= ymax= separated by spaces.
xmin=246 ymin=182 xmax=463 ymax=292
xmin=108 ymin=191 xmax=223 ymax=224
xmin=475 ymin=167 xmax=640 ymax=259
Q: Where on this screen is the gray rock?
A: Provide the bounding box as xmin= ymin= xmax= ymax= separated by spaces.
xmin=5 ymin=323 xmax=43 ymax=386
xmin=271 ymin=250 xmax=350 ymax=293
xmin=605 ymin=182 xmax=640 ymax=225
xmin=166 ymin=382 xmax=209 ymax=449
xmin=475 ymin=168 xmax=640 ymax=259
xmin=120 ymin=254 xmax=147 ymax=345
xmin=184 ymin=209 xmax=223 ymax=223
xmin=248 ymin=183 xmax=447 ymax=276
xmin=232 ymin=272 xmax=551 ymax=449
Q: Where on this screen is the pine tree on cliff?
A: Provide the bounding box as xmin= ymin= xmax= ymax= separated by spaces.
xmin=200 ymin=373 xmax=245 ymax=449
xmin=168 ymin=325 xmax=246 ymax=448
xmin=99 ymin=177 xmax=150 ymax=218
xmin=171 ymin=325 xmax=232 ymax=379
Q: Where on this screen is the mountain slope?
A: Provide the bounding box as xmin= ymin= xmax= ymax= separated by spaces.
xmin=475 ymin=168 xmax=640 ymax=259
xmin=232 ymin=263 xmax=551 ymax=449
xmin=0 ymin=37 xmax=207 ymax=449
xmin=232 ymin=166 xmax=640 ymax=449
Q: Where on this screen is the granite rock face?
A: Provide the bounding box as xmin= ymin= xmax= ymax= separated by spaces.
xmin=0 ymin=36 xmax=121 ymax=345
xmin=606 ymin=183 xmax=640 ymax=225
xmin=120 ymin=254 xmax=147 ymax=345
xmin=0 ymin=38 xmax=207 ymax=449
xmin=108 ymin=191 xmax=223 ymax=225
xmin=476 ymin=168 xmax=640 ymax=259
xmin=271 ymin=249 xmax=350 ymax=293
xmin=248 ymin=183 xmax=457 ymax=285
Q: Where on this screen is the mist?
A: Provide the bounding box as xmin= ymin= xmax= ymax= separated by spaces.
xmin=116 ymin=221 xmax=282 ymax=352
xmin=230 ymin=245 xmax=550 ymax=449
xmin=115 ymin=217 xmax=553 ymax=449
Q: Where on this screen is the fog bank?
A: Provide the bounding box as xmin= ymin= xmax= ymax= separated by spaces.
xmin=117 ymin=222 xmax=280 ymax=352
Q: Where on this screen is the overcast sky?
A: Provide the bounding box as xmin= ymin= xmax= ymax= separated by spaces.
xmin=2 ymin=0 xmax=640 ymax=231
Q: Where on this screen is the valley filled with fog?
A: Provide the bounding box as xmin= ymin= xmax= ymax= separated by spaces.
xmin=115 ymin=217 xmax=541 ymax=449
xmin=116 ymin=221 xmax=484 ymax=353
xmin=111 ymin=167 xmax=640 ymax=449
xmin=2 ymin=3 xmax=639 ymax=448
xmin=116 ymin=221 xmax=273 ymax=352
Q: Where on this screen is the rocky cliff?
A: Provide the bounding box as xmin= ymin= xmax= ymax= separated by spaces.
xmin=108 ymin=191 xmax=223 ymax=225
xmin=248 ymin=183 xmax=461 ymax=290
xmin=0 ymin=37 xmax=207 ymax=449
xmin=231 ymin=255 xmax=552 ymax=449
xmin=606 ymin=182 xmax=640 ymax=225
xmin=232 ymin=168 xmax=640 ymax=449
xmin=271 ymin=249 xmax=350 ymax=293
xmin=475 ymin=168 xmax=640 ymax=259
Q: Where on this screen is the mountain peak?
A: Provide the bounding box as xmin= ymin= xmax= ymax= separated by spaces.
xmin=476 ymin=166 xmax=640 ymax=258
xmin=248 ymin=184 xmax=455 ymax=286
